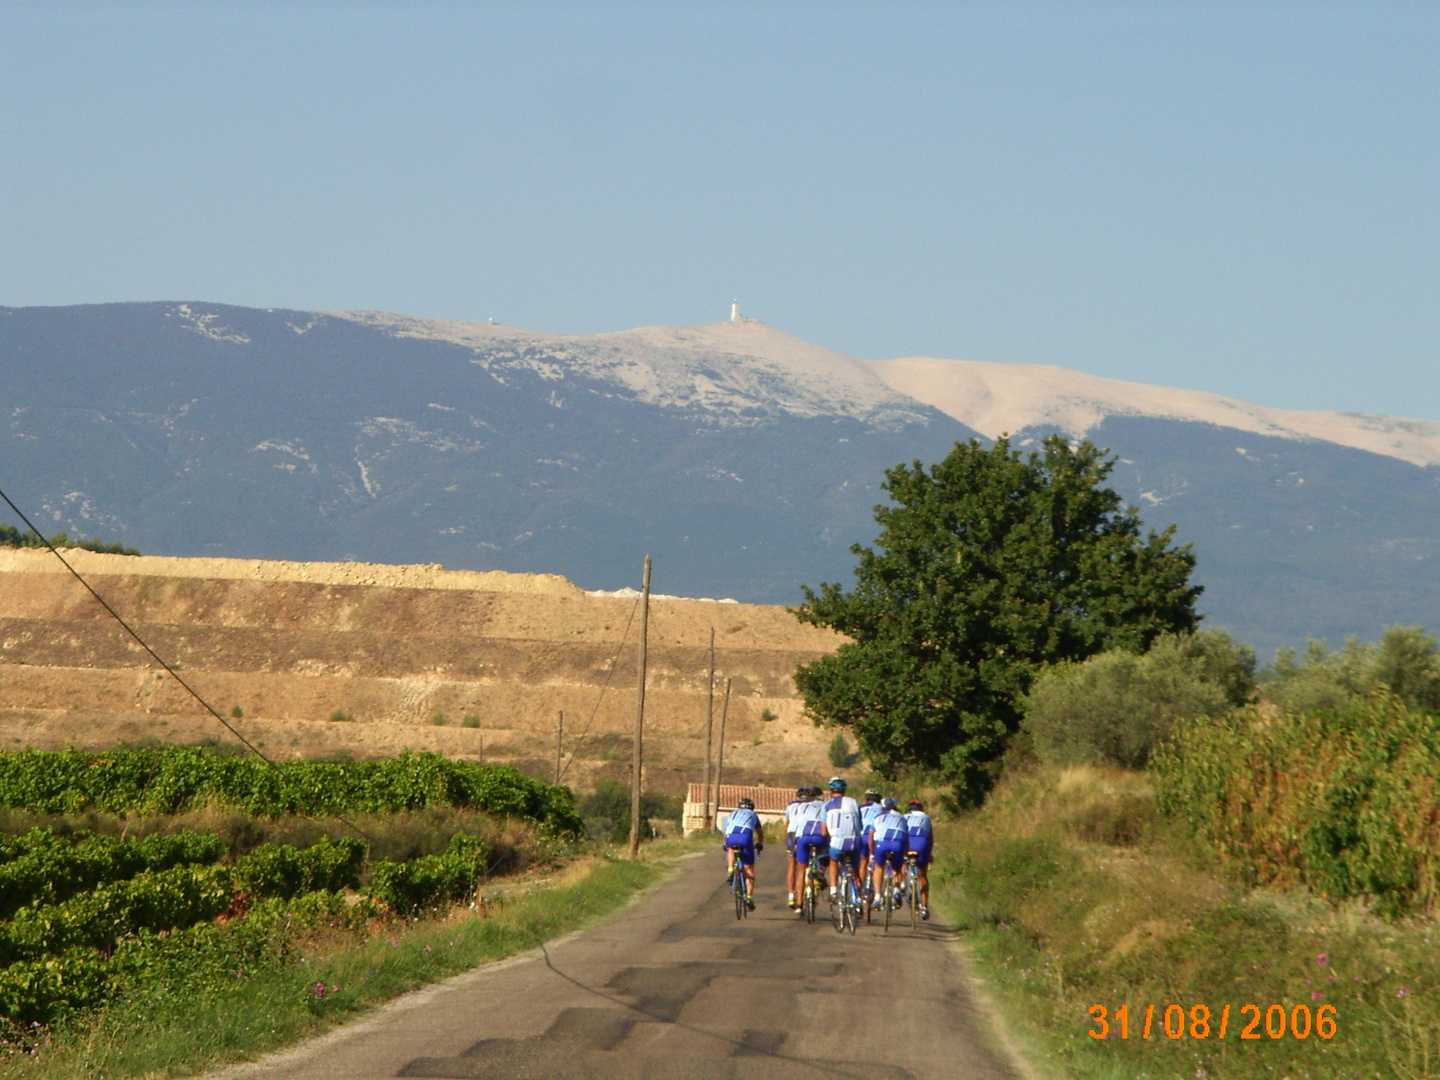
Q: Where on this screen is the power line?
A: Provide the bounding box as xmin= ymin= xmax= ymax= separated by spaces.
xmin=0 ymin=487 xmax=269 ymax=760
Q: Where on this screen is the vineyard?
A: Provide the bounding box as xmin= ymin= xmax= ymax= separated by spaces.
xmin=0 ymin=747 xmax=583 ymax=1030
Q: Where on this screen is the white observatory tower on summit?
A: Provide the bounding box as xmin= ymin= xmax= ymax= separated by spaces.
xmin=730 ymin=298 xmax=740 ymax=323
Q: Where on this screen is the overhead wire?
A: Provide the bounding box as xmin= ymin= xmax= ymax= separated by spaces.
xmin=0 ymin=485 xmax=659 ymax=886
xmin=0 ymin=486 xmax=385 ymax=843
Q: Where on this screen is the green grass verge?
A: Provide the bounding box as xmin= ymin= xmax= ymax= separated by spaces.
xmin=2 ymin=855 xmax=660 ymax=1079
xmin=936 ymin=765 xmax=1440 ymax=1080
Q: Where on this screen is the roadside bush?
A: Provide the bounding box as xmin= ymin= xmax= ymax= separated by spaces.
xmin=1153 ymin=693 xmax=1440 ymax=916
xmin=1023 ymin=629 xmax=1253 ymax=768
xmin=827 ymin=732 xmax=851 ymax=768
xmin=576 ymin=780 xmax=674 ymax=843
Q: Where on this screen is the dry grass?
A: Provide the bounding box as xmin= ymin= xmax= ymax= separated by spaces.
xmin=938 ymin=763 xmax=1440 ymax=1080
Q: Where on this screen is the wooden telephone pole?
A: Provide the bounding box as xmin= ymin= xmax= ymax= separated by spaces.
xmin=713 ymin=676 xmax=732 ymax=819
xmin=627 ymin=555 xmax=652 ymax=859
xmin=555 ymin=711 xmax=563 ymax=786
xmin=700 ymin=627 xmax=715 ymax=829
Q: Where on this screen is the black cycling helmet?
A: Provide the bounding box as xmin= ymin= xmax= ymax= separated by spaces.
xmin=828 ymin=777 xmax=847 ymax=792
xmin=881 ymin=796 xmax=898 ymax=810
xmin=795 ymin=786 xmax=808 ymax=797
xmin=738 ymin=797 xmax=755 ymax=809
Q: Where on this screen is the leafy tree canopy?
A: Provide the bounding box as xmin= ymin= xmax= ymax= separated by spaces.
xmin=1024 ymin=629 xmax=1255 ymax=770
xmin=792 ymin=435 xmax=1202 ymax=802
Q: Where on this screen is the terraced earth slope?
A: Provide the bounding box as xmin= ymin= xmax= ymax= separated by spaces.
xmin=0 ymin=549 xmax=843 ymax=793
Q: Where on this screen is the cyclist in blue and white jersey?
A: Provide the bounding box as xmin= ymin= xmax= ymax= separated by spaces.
xmin=905 ymin=799 xmax=934 ymax=920
xmin=821 ymin=777 xmax=862 ymax=899
xmin=856 ymin=788 xmax=882 ymax=885
xmin=869 ymin=796 xmax=909 ymax=901
xmin=784 ymin=786 xmax=808 ymax=909
xmin=723 ymin=797 xmax=763 ymax=910
xmin=790 ymin=788 xmax=827 ymax=913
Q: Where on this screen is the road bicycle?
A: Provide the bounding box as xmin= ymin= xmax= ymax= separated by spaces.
xmin=800 ymin=854 xmax=825 ymax=924
xmin=830 ymin=852 xmax=861 ymax=935
xmin=877 ymin=861 xmax=901 ymax=932
xmin=729 ymin=846 xmax=750 ymax=920
xmin=903 ymin=851 xmax=921 ymax=931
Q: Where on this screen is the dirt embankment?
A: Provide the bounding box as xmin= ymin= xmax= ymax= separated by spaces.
xmin=0 ymin=549 xmax=845 ymax=793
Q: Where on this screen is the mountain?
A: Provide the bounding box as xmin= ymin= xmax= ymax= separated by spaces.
xmin=2 ymin=301 xmax=1437 ymax=656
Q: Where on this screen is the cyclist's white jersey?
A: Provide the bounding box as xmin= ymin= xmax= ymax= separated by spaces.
xmin=859 ymin=802 xmax=881 ymax=831
xmin=905 ymin=810 xmax=933 ymax=840
xmin=791 ymin=800 xmax=826 ymax=838
xmin=824 ymin=795 xmax=862 ymax=842
xmin=785 ymin=800 xmax=804 ymax=835
xmin=872 ymin=809 xmax=909 ymax=845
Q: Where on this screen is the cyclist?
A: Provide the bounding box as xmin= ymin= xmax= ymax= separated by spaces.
xmin=869 ymin=796 xmax=909 ymax=905
xmin=856 ymin=788 xmax=882 ymax=885
xmin=722 ymin=797 xmax=763 ymax=910
xmin=904 ymin=799 xmax=933 ymax=920
xmin=784 ymin=786 xmax=808 ymax=909
xmin=790 ymin=787 xmax=827 ymax=913
xmin=821 ymin=777 xmax=862 ymax=900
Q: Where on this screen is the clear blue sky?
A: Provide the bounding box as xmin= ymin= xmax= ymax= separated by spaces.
xmin=3 ymin=2 xmax=1436 ymax=419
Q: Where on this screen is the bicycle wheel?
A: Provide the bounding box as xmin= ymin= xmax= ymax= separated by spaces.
xmin=909 ymin=866 xmax=919 ymax=931
xmin=845 ymin=878 xmax=859 ymax=934
xmin=804 ymin=881 xmax=816 ymax=923
xmin=882 ymin=872 xmax=893 ymax=933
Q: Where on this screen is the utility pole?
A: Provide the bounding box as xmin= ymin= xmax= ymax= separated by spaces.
xmin=701 ymin=627 xmax=715 ymax=827
xmin=628 ymin=555 xmax=652 ymax=859
xmin=555 ymin=710 xmax=563 ymax=786
xmin=713 ymin=676 xmax=732 ymax=825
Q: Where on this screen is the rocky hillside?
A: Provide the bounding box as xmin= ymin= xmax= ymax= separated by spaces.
xmin=0 ymin=549 xmax=843 ymax=794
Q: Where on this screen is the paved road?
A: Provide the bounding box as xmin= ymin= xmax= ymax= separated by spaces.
xmin=221 ymin=851 xmax=1016 ymax=1080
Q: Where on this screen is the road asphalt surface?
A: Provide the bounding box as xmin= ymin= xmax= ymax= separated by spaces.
xmin=218 ymin=850 xmax=1017 ymax=1080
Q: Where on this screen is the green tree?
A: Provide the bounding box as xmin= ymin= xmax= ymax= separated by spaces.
xmin=1263 ymin=625 xmax=1440 ymax=714
xmin=792 ymin=436 xmax=1201 ymax=803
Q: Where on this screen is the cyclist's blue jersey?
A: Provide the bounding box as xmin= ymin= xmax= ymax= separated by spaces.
xmin=872 ymin=808 xmax=909 ymax=846
xmin=724 ymin=808 xmax=760 ymax=843
xmin=791 ymin=800 xmax=825 ymax=838
xmin=905 ymin=810 xmax=933 ymax=843
xmin=860 ymin=802 xmax=881 ymax=833
xmin=785 ymin=800 xmax=804 ymax=835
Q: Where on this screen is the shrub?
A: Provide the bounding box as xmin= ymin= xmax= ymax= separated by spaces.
xmin=366 ymin=833 xmax=488 ymax=915
xmin=1153 ymin=693 xmax=1440 ymax=916
xmin=461 ymin=714 xmax=480 ymax=729
xmin=429 ymin=712 xmax=447 ymax=727
xmin=327 ymin=709 xmax=354 ymax=723
xmin=230 ymin=705 xmax=244 ymax=719
xmin=827 ymin=732 xmax=851 ymax=768
xmin=1023 ymin=629 xmax=1252 ymax=769
xmin=576 ymin=780 xmax=672 ymax=843
xmin=0 ymin=828 xmax=226 ymax=917
xmin=233 ymin=836 xmax=365 ymax=899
